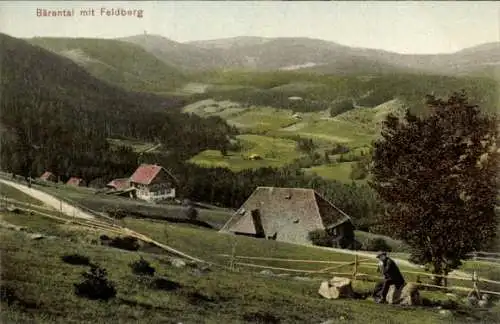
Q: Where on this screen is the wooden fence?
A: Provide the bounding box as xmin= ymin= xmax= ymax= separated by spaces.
xmin=218 ymin=253 xmax=500 ymax=297
xmin=467 ymin=251 xmax=500 ymax=264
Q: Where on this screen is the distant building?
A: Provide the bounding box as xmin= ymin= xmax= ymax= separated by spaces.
xmin=129 ymin=164 xmax=177 ymax=202
xmin=220 ymin=187 xmax=355 ymax=248
xmin=249 ymin=154 xmax=262 ymax=160
xmin=106 ymin=178 xmax=131 ymax=191
xmin=66 ymin=177 xmax=85 ymax=187
xmin=39 ymin=171 xmax=56 ymax=182
xmin=292 ymin=113 xmax=302 ymax=119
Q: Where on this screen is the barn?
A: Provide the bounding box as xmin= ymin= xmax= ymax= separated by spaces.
xmin=66 ymin=177 xmax=85 ymax=187
xmin=39 ymin=171 xmax=56 ymax=182
xmin=106 ymin=178 xmax=131 ymax=191
xmin=220 ymin=187 xmax=355 ymax=248
xmin=129 ymin=164 xmax=177 ymax=202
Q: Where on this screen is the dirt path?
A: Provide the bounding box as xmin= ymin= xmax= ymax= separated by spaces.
xmin=0 ymin=179 xmax=94 ymax=220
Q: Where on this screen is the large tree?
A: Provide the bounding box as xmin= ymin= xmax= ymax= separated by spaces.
xmin=370 ymin=91 xmax=499 ymax=285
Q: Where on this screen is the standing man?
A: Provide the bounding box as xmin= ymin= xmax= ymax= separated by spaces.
xmin=373 ymin=252 xmax=405 ymax=303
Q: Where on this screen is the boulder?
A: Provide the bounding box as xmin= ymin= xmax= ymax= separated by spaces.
xmin=318 ymin=277 xmax=354 ymax=300
xmin=386 ymin=283 xmax=420 ymax=306
xmin=170 ymin=258 xmax=187 ymax=268
xmin=400 ymin=283 xmax=421 ymax=306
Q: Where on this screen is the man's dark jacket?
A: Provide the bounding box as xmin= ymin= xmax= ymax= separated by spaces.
xmin=380 ymin=258 xmax=405 ymax=284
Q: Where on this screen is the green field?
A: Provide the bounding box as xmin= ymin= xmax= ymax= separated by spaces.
xmin=304 ymin=162 xmax=357 ymax=183
xmin=190 ymin=134 xmax=304 ymax=171
xmin=183 ymin=98 xmax=382 ymax=179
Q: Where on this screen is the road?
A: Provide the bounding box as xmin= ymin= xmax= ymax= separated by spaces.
xmin=0 ymin=179 xmax=94 ymax=220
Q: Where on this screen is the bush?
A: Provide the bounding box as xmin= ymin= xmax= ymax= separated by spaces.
xmin=308 ymin=229 xmax=333 ymax=247
xmin=74 ymin=264 xmax=116 ymax=301
xmin=184 ymin=206 xmax=198 ymax=220
xmin=61 ymin=253 xmax=92 ymax=266
xmin=365 ymin=238 xmax=392 ymax=252
xmin=108 ymin=236 xmax=140 ymax=251
xmin=129 ymin=257 xmax=155 ymax=276
xmin=150 ymin=277 xmax=181 ymax=291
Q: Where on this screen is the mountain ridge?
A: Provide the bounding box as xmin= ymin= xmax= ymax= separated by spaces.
xmin=122 ymin=34 xmax=500 ymax=76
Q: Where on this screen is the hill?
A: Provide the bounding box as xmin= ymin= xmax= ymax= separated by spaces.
xmin=27 ymin=37 xmax=188 ymax=93
xmin=0 ymin=33 xmax=236 ymax=184
xmin=125 ymin=34 xmax=500 ymax=76
xmin=120 ymin=34 xmax=227 ymax=72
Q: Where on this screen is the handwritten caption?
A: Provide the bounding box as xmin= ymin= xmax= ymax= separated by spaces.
xmin=37 ymin=8 xmax=144 ymax=18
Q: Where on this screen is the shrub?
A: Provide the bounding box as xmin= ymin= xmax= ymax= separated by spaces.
xmin=184 ymin=205 xmax=198 ymax=220
xmin=108 ymin=236 xmax=140 ymax=251
xmin=0 ymin=285 xmax=17 ymax=305
xmin=129 ymin=257 xmax=155 ymax=276
xmin=150 ymin=277 xmax=181 ymax=291
xmin=61 ymin=253 xmax=92 ymax=266
xmin=365 ymin=238 xmax=392 ymax=252
xmin=74 ymin=264 xmax=116 ymax=301
xmin=308 ymin=229 xmax=333 ymax=247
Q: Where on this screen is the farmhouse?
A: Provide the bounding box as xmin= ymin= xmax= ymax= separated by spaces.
xmin=66 ymin=177 xmax=85 ymax=187
xmin=220 ymin=187 xmax=355 ymax=247
xmin=39 ymin=171 xmax=56 ymax=182
xmin=129 ymin=164 xmax=177 ymax=202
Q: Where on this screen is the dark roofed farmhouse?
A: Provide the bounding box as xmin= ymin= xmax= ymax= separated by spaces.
xmin=220 ymin=187 xmax=355 ymax=247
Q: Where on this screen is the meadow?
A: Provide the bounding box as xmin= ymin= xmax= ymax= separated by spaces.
xmin=2 ymin=181 xmax=500 ymax=323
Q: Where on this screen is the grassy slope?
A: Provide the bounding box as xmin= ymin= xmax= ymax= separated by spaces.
xmin=27 ymin=37 xmax=187 ymax=93
xmin=1 ymin=186 xmax=498 ymax=323
xmin=6 ymin=227 xmax=496 ymax=324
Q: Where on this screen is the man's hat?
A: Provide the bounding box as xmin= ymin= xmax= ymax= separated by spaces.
xmin=376 ymin=251 xmax=387 ymax=259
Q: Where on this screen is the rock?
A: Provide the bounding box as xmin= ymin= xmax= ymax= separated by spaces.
xmin=439 ymin=309 xmax=452 ymax=316
xmin=170 ymin=258 xmax=187 ymax=268
xmin=386 ymin=283 xmax=420 ymax=305
xmin=259 ymin=270 xmax=274 ymax=276
xmin=478 ymin=300 xmax=489 ymax=308
xmin=320 ymin=320 xmax=336 ymax=324
xmin=318 ymin=277 xmax=354 ymax=300
xmin=481 ymin=294 xmax=490 ymax=301
xmin=28 ymin=233 xmax=46 ymax=240
xmin=400 ymin=283 xmax=420 ymax=306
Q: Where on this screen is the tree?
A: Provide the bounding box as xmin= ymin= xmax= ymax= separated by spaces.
xmin=370 ymin=91 xmax=499 ymax=285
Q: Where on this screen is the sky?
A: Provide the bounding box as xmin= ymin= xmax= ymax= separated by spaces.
xmin=0 ymin=1 xmax=498 ymax=54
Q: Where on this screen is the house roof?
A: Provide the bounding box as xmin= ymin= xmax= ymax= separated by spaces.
xmin=106 ymin=178 xmax=131 ymax=190
xmin=220 ymin=187 xmax=352 ymax=245
xmin=129 ymin=164 xmax=177 ymax=185
xmin=40 ymin=171 xmax=55 ymax=180
xmin=66 ymin=177 xmax=83 ymax=185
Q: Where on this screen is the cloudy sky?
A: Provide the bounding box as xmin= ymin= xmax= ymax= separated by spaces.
xmin=0 ymin=1 xmax=498 ymax=54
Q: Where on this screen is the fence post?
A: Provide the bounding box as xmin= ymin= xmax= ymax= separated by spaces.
xmin=468 ymin=270 xmax=481 ymax=299
xmin=352 ymin=254 xmax=358 ymax=282
xmin=230 ymin=240 xmax=238 ymax=272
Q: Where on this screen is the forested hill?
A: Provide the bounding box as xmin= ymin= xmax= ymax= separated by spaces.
xmin=28 ymin=36 xmax=188 ymax=93
xmin=0 ymin=33 xmax=237 ymax=183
